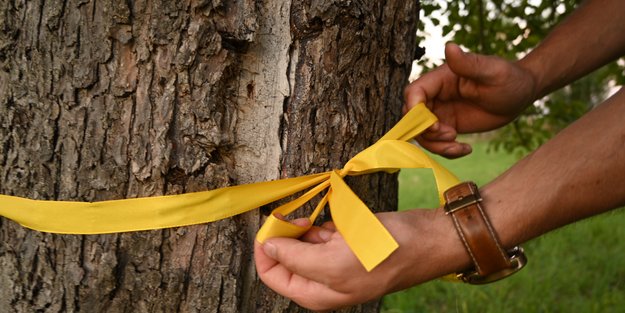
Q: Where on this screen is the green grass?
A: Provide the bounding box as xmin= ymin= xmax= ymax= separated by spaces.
xmin=397 ymin=139 xmax=518 ymax=211
xmin=383 ymin=140 xmax=625 ymax=313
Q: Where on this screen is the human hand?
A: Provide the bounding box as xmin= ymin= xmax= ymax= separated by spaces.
xmin=404 ymin=43 xmax=538 ymax=158
xmin=254 ymin=210 xmax=471 ymax=311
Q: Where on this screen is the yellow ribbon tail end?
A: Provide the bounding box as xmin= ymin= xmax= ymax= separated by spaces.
xmin=440 ymin=273 xmax=462 ymax=282
xmin=328 ymin=171 xmax=399 ymax=272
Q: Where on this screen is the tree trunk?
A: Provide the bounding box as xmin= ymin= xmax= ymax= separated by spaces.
xmin=0 ymin=0 xmax=418 ymax=312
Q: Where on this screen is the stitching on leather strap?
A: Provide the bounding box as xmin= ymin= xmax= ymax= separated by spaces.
xmin=450 ymin=214 xmax=481 ymax=273
xmin=475 ymin=203 xmax=509 ymax=262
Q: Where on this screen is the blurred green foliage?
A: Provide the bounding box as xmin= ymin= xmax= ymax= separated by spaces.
xmin=418 ymin=0 xmax=624 ymax=156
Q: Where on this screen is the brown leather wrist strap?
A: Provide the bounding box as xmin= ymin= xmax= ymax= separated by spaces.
xmin=444 ymin=181 xmax=526 ymax=284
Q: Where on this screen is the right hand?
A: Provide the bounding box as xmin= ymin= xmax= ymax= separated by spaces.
xmin=404 ymin=43 xmax=538 ymax=158
xmin=255 ymin=209 xmax=471 ymax=311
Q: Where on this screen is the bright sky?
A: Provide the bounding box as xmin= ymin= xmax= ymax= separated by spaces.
xmin=409 ymin=8 xmax=451 ymax=81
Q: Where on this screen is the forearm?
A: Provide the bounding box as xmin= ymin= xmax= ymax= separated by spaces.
xmin=405 ymin=88 xmax=625 ymax=286
xmin=482 ymin=87 xmax=625 ymax=248
xmin=518 ymin=0 xmax=625 ymax=99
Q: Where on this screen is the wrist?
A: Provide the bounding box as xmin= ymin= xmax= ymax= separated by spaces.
xmin=515 ymin=55 xmax=545 ymax=102
xmin=442 ymin=182 xmax=527 ymax=284
xmin=396 ymin=208 xmax=472 ymax=287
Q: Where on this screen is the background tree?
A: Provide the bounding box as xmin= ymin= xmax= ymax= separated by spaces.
xmin=419 ymin=0 xmax=625 ymax=156
xmin=0 ymin=1 xmax=419 ymax=312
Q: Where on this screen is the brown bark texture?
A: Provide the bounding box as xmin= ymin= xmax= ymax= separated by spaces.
xmin=0 ymin=0 xmax=419 ymax=312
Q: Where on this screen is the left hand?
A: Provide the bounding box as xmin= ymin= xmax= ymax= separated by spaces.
xmin=254 ymin=210 xmax=471 ymax=311
xmin=403 ymin=43 xmax=537 ymax=158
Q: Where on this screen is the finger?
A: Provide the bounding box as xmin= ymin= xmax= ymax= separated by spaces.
xmin=300 ymin=226 xmax=336 ymax=244
xmin=289 ymin=217 xmax=312 ymax=227
xmin=320 ymin=221 xmax=336 ymax=231
xmin=403 ymin=66 xmax=449 ymax=112
xmin=254 ymin=241 xmax=353 ymax=311
xmin=420 ymin=123 xmax=457 ymax=142
xmin=261 ymin=237 xmax=342 ymax=280
xmin=254 ymin=239 xmax=280 ymax=275
xmin=262 ymin=235 xmax=362 ymax=287
xmin=299 ymin=221 xmax=340 ymax=243
xmin=416 ymin=137 xmax=472 ymax=159
xmin=273 ymin=213 xmax=311 ymax=226
xmin=403 ymin=84 xmax=427 ymax=114
xmin=445 ymin=43 xmax=501 ymax=83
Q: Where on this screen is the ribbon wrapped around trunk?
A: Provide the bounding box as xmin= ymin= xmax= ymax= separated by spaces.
xmin=0 ymin=103 xmax=459 ymax=271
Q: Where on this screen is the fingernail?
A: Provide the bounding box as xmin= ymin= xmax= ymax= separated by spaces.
xmin=442 ymin=145 xmax=460 ymax=155
xmin=263 ymin=242 xmax=277 ymax=259
xmin=318 ymin=229 xmax=333 ymax=242
xmin=291 ymin=218 xmax=311 ymax=227
xmin=462 ymin=144 xmax=473 ymax=154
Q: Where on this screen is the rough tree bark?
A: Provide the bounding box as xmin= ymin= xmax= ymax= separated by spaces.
xmin=0 ymin=0 xmax=419 ymax=312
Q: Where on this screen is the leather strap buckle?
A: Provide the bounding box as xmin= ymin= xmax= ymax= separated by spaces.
xmin=456 ymin=246 xmax=527 ymax=284
xmin=444 ymin=182 xmax=527 ymax=284
xmin=444 ymin=192 xmax=482 ymax=214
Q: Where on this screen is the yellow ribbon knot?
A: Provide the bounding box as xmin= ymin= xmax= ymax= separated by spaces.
xmin=0 ymin=103 xmax=459 ymax=272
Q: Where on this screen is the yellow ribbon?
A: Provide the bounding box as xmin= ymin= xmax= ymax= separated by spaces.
xmin=0 ymin=103 xmax=459 ymax=271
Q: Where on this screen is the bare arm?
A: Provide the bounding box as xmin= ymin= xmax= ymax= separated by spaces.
xmin=519 ymin=0 xmax=625 ymax=98
xmin=484 ymin=87 xmax=625 ymax=247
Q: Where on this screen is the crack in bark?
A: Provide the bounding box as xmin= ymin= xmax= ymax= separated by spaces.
xmin=91 ymin=0 xmax=97 ymax=22
xmin=108 ymin=235 xmax=124 ymax=302
xmin=35 ymin=0 xmax=44 ymax=50
xmin=125 ymin=94 xmax=137 ymax=198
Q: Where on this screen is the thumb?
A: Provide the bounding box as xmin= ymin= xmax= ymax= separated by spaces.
xmin=261 ymin=237 xmax=307 ymax=263
xmin=445 ymin=42 xmax=499 ymax=83
xmin=261 ymin=237 xmax=333 ymax=279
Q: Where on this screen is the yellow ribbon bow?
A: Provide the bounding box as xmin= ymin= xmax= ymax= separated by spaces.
xmin=0 ymin=103 xmax=459 ymax=271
